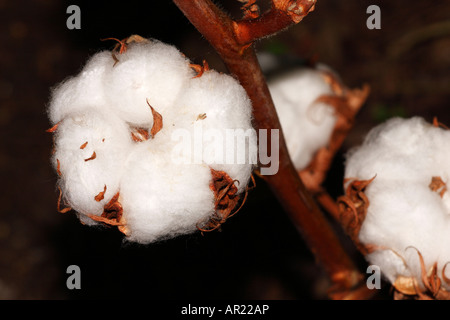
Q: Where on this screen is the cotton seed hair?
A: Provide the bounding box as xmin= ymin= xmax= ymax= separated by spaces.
xmin=48 ymin=37 xmax=256 ymax=244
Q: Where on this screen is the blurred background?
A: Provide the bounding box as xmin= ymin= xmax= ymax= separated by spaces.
xmin=1 ymin=0 xmax=449 ymax=299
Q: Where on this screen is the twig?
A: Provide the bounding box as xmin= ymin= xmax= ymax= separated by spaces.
xmin=234 ymin=0 xmax=316 ymax=45
xmin=173 ymin=0 xmax=368 ymax=296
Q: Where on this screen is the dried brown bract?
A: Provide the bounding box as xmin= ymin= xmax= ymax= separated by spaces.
xmin=429 ymin=176 xmax=447 ymax=198
xmin=46 ymin=121 xmax=60 ymax=133
xmin=101 ymin=34 xmax=149 ymax=66
xmin=94 ymin=185 xmax=107 ymax=202
xmin=433 ymin=116 xmax=450 ymax=130
xmin=337 ymin=176 xmax=376 ymax=254
xmin=87 ymin=192 xmax=125 ymax=230
xmin=57 ymin=187 xmax=72 ymax=214
xmin=79 ymin=141 xmax=88 ymax=149
xmin=190 ymin=60 xmax=210 ymax=78
xmin=130 ymin=127 xmax=150 ymax=142
xmin=147 ymin=99 xmax=163 ymax=138
xmin=197 ymin=169 xmax=254 ymax=233
xmin=56 ymin=158 xmax=62 ymax=177
xmin=84 ymin=151 xmax=96 ymax=162
xmin=393 ymin=247 xmax=450 ymax=300
xmin=196 ymin=113 xmax=207 ymax=121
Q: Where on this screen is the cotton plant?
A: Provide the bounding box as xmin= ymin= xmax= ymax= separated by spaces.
xmin=340 ymin=116 xmax=450 ymax=299
xmin=47 ymin=36 xmax=257 ymax=244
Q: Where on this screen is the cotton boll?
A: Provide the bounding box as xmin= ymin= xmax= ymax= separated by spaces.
xmin=53 ymin=108 xmax=132 ymax=222
xmin=48 ymin=51 xmax=111 ymax=124
xmin=174 ymin=70 xmax=256 ymax=192
xmin=343 ymin=116 xmax=450 ymax=296
xmin=48 ymin=36 xmax=257 ymax=243
xmin=119 ymin=138 xmax=215 ymax=244
xmin=103 ymin=41 xmax=194 ymax=127
xmin=268 ymin=68 xmax=337 ymax=170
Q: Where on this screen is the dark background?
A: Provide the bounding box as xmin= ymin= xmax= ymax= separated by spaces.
xmin=1 ymin=0 xmax=449 ymax=299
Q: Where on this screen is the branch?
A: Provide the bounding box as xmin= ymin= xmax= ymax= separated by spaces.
xmin=234 ymin=0 xmax=317 ymax=45
xmin=173 ymin=0 xmax=371 ymax=297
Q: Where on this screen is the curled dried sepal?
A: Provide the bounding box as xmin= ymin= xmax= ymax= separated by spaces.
xmin=337 ymin=176 xmax=376 ymax=254
xmin=130 ymin=127 xmax=150 ymax=142
xmin=46 ymin=121 xmax=61 ymax=133
xmin=101 ymin=35 xmax=149 ymax=66
xmin=429 ymin=176 xmax=447 ymax=198
xmin=57 ymin=187 xmax=72 ymax=214
xmin=87 ymin=192 xmax=127 ymax=234
xmin=56 ymin=159 xmax=62 ymax=177
xmin=84 ymin=151 xmax=96 ymax=162
xmin=433 ymin=116 xmax=450 ymax=130
xmin=147 ymin=99 xmax=163 ymax=138
xmin=94 ymin=185 xmax=107 ymax=202
xmin=197 ymin=169 xmax=254 ymax=233
xmin=392 ymin=247 xmax=450 ymax=300
xmin=80 ymin=141 xmax=88 ymax=150
xmin=190 ymin=60 xmax=210 ymax=78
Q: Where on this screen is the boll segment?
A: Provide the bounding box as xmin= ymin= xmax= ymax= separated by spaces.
xmin=48 ymin=36 xmax=256 ymax=244
xmin=341 ymin=116 xmax=450 ymax=299
xmin=103 ymin=40 xmax=194 ymax=127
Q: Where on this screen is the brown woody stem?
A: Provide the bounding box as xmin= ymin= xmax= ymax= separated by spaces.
xmin=173 ymin=0 xmax=364 ymax=294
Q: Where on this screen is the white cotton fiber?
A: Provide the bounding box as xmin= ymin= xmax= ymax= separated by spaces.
xmin=174 ymin=70 xmax=256 ymax=193
xmin=119 ymin=138 xmax=215 ymax=243
xmin=49 ymin=36 xmax=256 ymax=244
xmin=48 ymin=51 xmax=112 ymax=124
xmin=102 ymin=41 xmax=194 ymax=127
xmin=52 ymin=108 xmax=133 ymax=221
xmin=268 ymin=68 xmax=337 ymax=170
xmin=344 ymin=116 xmax=450 ymax=292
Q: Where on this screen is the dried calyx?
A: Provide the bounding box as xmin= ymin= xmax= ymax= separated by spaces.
xmin=47 ymin=35 xmax=256 ymax=244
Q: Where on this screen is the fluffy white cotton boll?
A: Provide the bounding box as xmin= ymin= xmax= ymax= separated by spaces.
xmin=48 ymin=36 xmax=258 ymax=243
xmin=53 ymin=108 xmax=133 ymax=223
xmin=48 ymin=51 xmax=112 ymax=124
xmin=119 ymin=138 xmax=215 ymax=244
xmin=344 ymin=116 xmax=450 ymax=293
xmin=102 ymin=41 xmax=194 ymax=127
xmin=174 ymin=70 xmax=256 ymax=193
xmin=268 ymin=68 xmax=337 ymax=170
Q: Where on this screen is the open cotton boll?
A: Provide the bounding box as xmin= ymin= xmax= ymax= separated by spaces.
xmin=342 ymin=116 xmax=450 ymax=297
xmin=174 ymin=70 xmax=256 ymax=193
xmin=48 ymin=35 xmax=256 ymax=244
xmin=48 ymin=51 xmax=111 ymax=124
xmin=102 ymin=41 xmax=194 ymax=127
xmin=119 ymin=138 xmax=215 ymax=244
xmin=53 ymin=108 xmax=132 ymax=223
xmin=268 ymin=68 xmax=337 ymax=170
